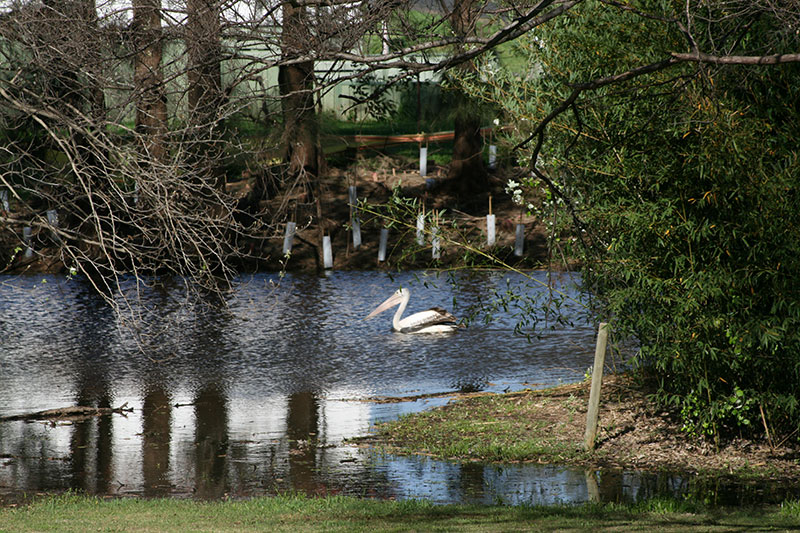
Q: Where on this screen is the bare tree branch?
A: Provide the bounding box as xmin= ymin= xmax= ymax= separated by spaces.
xmin=671 ymin=51 xmax=800 ymax=64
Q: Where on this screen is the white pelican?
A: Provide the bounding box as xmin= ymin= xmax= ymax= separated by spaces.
xmin=365 ymin=288 xmax=460 ymax=333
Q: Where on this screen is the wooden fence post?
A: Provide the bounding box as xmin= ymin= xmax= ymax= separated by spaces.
xmin=584 ymin=322 xmax=609 ymax=451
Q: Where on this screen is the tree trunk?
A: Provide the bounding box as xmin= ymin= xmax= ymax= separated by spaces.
xmin=187 ymin=0 xmax=222 ymax=127
xmin=80 ymin=0 xmax=106 ymax=128
xmin=278 ymin=1 xmax=326 ymax=269
xmin=77 ymin=0 xmax=107 ymax=174
xmin=132 ymin=0 xmax=168 ymax=162
xmin=450 ymin=110 xmax=487 ymax=190
xmin=186 ymin=0 xmax=225 ymax=189
xmin=279 ymin=2 xmax=322 ymax=177
xmin=39 ymin=0 xmax=106 ymax=164
xmin=446 ymin=0 xmax=487 ymax=193
xmin=279 ymin=62 xmax=321 ymax=176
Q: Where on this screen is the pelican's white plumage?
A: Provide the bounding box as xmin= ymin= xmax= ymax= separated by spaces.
xmin=365 ymin=288 xmax=460 ymax=333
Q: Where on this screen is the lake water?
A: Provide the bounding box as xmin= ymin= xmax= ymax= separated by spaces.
xmin=0 ymin=270 xmax=795 ymax=506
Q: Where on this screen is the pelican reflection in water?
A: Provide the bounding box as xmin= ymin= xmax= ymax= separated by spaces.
xmin=365 ymin=288 xmax=460 ymax=333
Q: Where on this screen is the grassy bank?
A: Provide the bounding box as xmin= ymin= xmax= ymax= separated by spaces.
xmin=363 ymin=375 xmax=800 ymax=483
xmin=3 ymin=493 xmax=800 ymax=532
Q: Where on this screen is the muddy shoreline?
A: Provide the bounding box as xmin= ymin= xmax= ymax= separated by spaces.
xmin=365 ymin=374 xmax=800 ymax=485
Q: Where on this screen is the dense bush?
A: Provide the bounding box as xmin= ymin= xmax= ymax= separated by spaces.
xmin=468 ymin=1 xmax=800 ymax=441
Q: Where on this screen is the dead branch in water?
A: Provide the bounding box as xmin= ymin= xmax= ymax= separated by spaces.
xmin=0 ymin=403 xmax=132 ymax=423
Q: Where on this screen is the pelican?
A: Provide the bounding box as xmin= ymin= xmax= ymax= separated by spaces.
xmin=365 ymin=288 xmax=460 ymax=333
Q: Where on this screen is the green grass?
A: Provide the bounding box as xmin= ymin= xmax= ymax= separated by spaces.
xmin=781 ymin=499 xmax=800 ymax=518
xmin=320 ymin=113 xmax=454 ymax=137
xmin=368 ymin=393 xmax=587 ymax=464
xmin=2 ymin=493 xmax=800 ymax=532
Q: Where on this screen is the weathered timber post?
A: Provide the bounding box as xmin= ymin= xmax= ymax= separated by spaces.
xmin=584 ymin=322 xmax=609 ymax=451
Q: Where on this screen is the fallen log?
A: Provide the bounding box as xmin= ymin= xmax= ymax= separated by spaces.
xmin=0 ymin=403 xmax=132 ymax=422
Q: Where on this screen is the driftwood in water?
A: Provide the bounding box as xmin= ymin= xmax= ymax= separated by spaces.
xmin=0 ymin=403 xmax=132 ymax=422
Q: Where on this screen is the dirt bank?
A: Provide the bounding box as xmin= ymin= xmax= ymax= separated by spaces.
xmin=2 ymin=159 xmax=554 ymax=275
xmin=244 ymin=159 xmax=553 ymax=272
xmin=366 ymin=374 xmax=800 ymax=483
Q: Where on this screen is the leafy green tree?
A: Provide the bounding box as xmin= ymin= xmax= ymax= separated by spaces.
xmin=468 ymin=0 xmax=800 ymax=441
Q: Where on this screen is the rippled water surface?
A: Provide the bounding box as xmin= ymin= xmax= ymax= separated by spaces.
xmin=0 ymin=270 xmax=794 ymax=506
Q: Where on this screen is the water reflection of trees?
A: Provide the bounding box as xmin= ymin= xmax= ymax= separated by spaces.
xmin=188 ymin=294 xmax=232 ymax=499
xmin=69 ymin=387 xmax=113 ymax=494
xmin=69 ymin=280 xmax=115 ymax=495
xmin=194 ymin=383 xmax=229 ymax=499
xmin=287 ymin=392 xmax=319 ymax=493
xmin=142 ymin=385 xmax=171 ymax=497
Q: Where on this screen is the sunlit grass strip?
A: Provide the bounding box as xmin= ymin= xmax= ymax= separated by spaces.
xmin=3 ymin=493 xmax=800 ymax=532
xmin=371 ymin=393 xmax=587 ymax=464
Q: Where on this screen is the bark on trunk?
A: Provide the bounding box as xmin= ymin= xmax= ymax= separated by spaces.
xmin=446 ymin=0 xmax=488 ymax=193
xmin=449 ymin=111 xmax=487 ymax=191
xmin=187 ymin=0 xmax=222 ymax=128
xmin=278 ymin=1 xmax=326 ymax=269
xmin=279 ymin=2 xmax=322 ymax=177
xmin=132 ymin=0 xmax=168 ymax=162
xmin=186 ymin=0 xmax=224 ymax=189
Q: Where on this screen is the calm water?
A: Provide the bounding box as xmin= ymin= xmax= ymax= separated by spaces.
xmin=0 ymin=271 xmax=795 ymax=505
